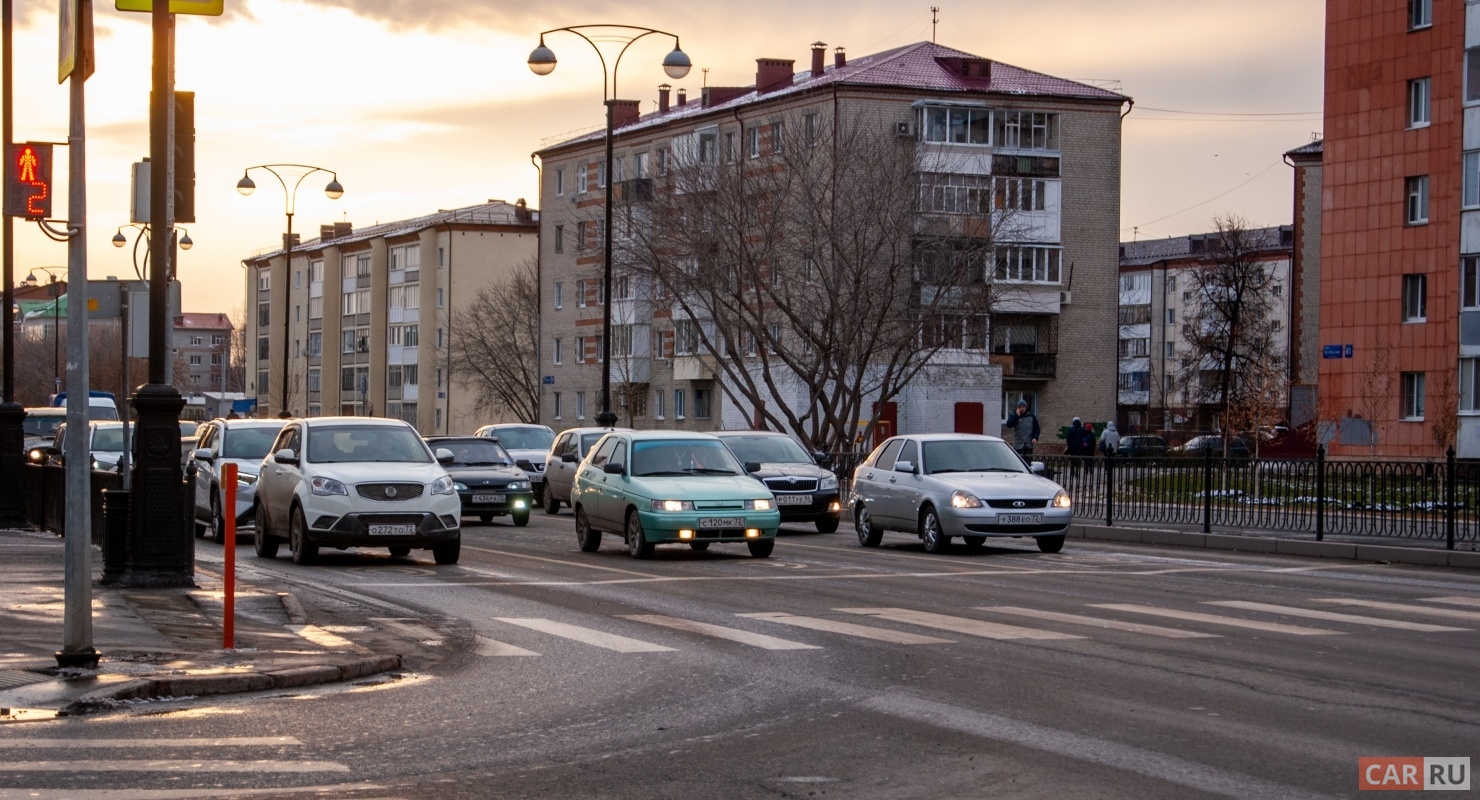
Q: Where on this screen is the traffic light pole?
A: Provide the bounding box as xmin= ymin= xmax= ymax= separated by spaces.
xmin=0 ymin=0 xmax=26 ymax=528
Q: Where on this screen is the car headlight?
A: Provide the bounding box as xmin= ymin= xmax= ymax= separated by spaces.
xmin=310 ymin=476 xmax=348 ymax=496
xmin=508 ymin=480 xmax=530 ymax=491
xmin=27 ymin=449 xmax=45 ymax=463
xmin=950 ymin=490 xmax=983 ymax=509
xmin=237 ymin=472 xmax=258 ymax=485
xmin=431 ymin=476 xmax=456 ymax=496
xmin=453 ymin=481 xmax=469 ymax=492
xmin=747 ymin=498 xmax=773 ymax=511
xmin=1053 ymin=490 xmax=1072 ymax=509
xmin=651 ymin=500 xmax=694 ymax=512
xmin=819 ymin=473 xmax=838 ymax=491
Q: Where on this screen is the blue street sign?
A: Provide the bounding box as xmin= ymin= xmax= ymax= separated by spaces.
xmin=1322 ymin=344 xmax=1343 ymax=359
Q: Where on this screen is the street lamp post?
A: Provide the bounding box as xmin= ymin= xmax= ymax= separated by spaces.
xmin=25 ymin=267 xmax=66 ymax=396
xmin=237 ymin=165 xmax=342 ymax=418
xmin=528 ymin=25 xmax=691 ymax=428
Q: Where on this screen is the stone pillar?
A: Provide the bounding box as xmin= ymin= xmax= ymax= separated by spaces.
xmin=120 ymin=383 xmax=193 ymax=587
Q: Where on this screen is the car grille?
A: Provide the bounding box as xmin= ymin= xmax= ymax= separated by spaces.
xmin=696 ymin=501 xmax=743 ymax=510
xmin=357 ymin=483 xmax=425 ymax=501
xmin=361 ymin=514 xmax=426 ymax=527
xmin=985 ymin=499 xmax=1050 ymax=509
xmin=764 ymin=477 xmax=818 ymax=492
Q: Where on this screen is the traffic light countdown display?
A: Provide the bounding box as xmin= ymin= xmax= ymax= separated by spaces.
xmin=5 ymin=143 xmax=53 ymax=219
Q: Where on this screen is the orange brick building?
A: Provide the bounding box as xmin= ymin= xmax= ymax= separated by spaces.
xmin=1318 ymin=0 xmax=1470 ymax=458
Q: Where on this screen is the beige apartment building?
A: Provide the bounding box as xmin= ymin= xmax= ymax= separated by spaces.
xmin=242 ymin=200 xmax=538 ymax=433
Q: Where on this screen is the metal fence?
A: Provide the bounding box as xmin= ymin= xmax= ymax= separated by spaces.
xmin=1038 ymin=447 xmax=1476 ymax=548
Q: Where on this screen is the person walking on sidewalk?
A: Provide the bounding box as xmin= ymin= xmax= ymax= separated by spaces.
xmin=1099 ymin=421 xmax=1121 ymax=456
xmin=1004 ymin=400 xmax=1040 ymax=458
xmin=1066 ymin=417 xmax=1091 ymax=479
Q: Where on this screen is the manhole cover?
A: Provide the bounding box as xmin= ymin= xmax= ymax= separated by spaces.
xmin=0 ymin=670 xmax=52 ymax=690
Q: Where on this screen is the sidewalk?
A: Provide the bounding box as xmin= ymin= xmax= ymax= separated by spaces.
xmin=0 ymin=527 xmax=457 ymax=721
xmin=1070 ymin=520 xmax=1480 ymax=569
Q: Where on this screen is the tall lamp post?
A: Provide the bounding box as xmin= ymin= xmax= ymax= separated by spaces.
xmin=528 ymin=25 xmax=691 ymax=427
xmin=25 ymin=266 xmax=66 ymax=396
xmin=236 ymin=165 xmax=343 ymax=417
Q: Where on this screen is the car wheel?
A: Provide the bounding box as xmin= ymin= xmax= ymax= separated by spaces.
xmin=478 ymin=513 xmax=493 ymax=524
xmin=545 ymin=491 xmax=561 ymax=515
xmin=962 ymin=536 xmax=987 ymax=552
xmin=289 ymin=506 xmax=318 ymax=565
xmin=747 ymin=538 xmax=775 ymax=558
xmin=1036 ymin=534 xmax=1066 ymax=554
xmin=512 ymin=510 xmax=530 ymax=527
xmin=432 ymin=538 xmax=460 ymax=565
xmin=854 ymin=504 xmax=883 ymax=547
xmin=689 ymin=541 xmax=710 ymax=551
xmin=252 ymin=504 xmax=279 ymax=559
xmin=388 ymin=546 xmax=411 ymax=558
xmin=532 ymin=484 xmax=545 ymax=510
xmin=815 ymin=516 xmax=840 ymax=534
xmin=575 ymin=505 xmax=601 ymax=552
xmin=211 ymin=493 xmax=226 ymax=543
xmin=626 ymin=510 xmax=654 ymax=559
xmin=920 ymin=508 xmax=949 ymax=554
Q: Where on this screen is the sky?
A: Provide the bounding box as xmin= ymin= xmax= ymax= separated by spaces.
xmin=8 ymin=0 xmax=1325 ymax=318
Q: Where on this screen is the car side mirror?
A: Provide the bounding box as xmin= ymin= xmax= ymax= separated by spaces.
xmin=192 ymin=447 xmax=214 ymax=462
xmin=744 ymin=461 xmax=762 ymax=474
xmin=602 ymin=462 xmax=625 ymax=475
xmin=1030 ymin=461 xmax=1046 ymax=475
xmin=274 ymin=448 xmax=298 ymax=465
xmin=562 ymin=453 xmax=578 ymax=463
xmin=435 ymin=448 xmax=455 ymax=465
xmin=812 ymin=451 xmax=827 ymax=463
xmin=894 ymin=460 xmax=914 ymax=474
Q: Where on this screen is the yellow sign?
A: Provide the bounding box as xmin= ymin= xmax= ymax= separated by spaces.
xmin=115 ymin=0 xmax=224 ymax=15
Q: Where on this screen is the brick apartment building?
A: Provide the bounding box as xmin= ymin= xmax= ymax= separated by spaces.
xmin=173 ymin=312 xmax=233 ymax=397
xmin=534 ymin=40 xmax=1127 ymax=448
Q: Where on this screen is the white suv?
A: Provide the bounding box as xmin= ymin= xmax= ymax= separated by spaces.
xmin=253 ymin=417 xmax=463 ymax=565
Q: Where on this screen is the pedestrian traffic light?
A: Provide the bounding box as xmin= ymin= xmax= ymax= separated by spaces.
xmin=4 ymin=142 xmax=53 ymax=220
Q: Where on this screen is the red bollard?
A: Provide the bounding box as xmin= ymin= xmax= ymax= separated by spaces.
xmin=222 ymin=462 xmax=237 ymax=650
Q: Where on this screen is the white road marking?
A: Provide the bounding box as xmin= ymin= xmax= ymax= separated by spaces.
xmin=737 ymin=612 xmax=953 ymax=644
xmin=370 ymin=617 xmax=445 ymax=645
xmin=1315 ymin=598 xmax=1480 ymax=622
xmin=1423 ymin=595 xmax=1480 ymax=608
xmin=978 ymin=606 xmax=1220 ymax=638
xmin=285 ymin=624 xmax=367 ymax=652
xmin=465 ymin=546 xmax=654 ymax=577
xmin=1206 ymin=601 xmax=1469 ymax=632
xmin=0 ymin=737 xmax=302 ymax=749
xmin=3 ymin=760 xmax=350 ymax=773
xmin=620 ymin=615 xmax=819 ymax=650
xmin=0 ymin=785 xmax=386 ymax=800
xmin=475 ymin=635 xmax=539 ymax=657
xmin=837 ymin=608 xmax=1083 ymax=640
xmin=493 ymin=618 xmax=675 ymax=652
xmin=1092 ymin=604 xmax=1341 ymax=636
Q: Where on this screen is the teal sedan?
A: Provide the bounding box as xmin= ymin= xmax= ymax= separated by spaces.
xmin=571 ymin=431 xmax=781 ymax=558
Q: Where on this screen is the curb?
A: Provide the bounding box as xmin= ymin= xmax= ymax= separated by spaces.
xmin=1070 ymin=523 xmax=1480 ymax=569
xmin=59 ymin=654 xmax=401 ymax=716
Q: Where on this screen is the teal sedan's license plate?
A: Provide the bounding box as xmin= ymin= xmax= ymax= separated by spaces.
xmin=700 ymin=517 xmax=744 ymax=528
xmin=997 ymin=514 xmax=1043 ymax=525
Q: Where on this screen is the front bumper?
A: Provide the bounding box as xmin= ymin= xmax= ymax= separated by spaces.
xmin=938 ymin=505 xmax=1072 ymax=537
xmin=457 ymin=490 xmax=535 ymax=517
xmin=636 ymin=508 xmax=781 ymax=543
xmin=305 ymin=511 xmax=461 ymax=547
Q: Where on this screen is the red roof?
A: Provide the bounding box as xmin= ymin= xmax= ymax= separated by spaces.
xmin=176 ymin=312 xmax=233 ymax=331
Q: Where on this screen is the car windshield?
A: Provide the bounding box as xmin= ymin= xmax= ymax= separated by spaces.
xmin=631 ymin=439 xmax=744 ymax=477
xmin=489 ymin=426 xmax=554 ymax=451
xmin=180 ymin=421 xmax=199 ymax=437
xmin=222 ymin=426 xmax=284 ymax=460
xmin=720 ymin=435 xmax=812 ymax=465
xmin=921 ymin=439 xmax=1027 ymax=475
xmin=23 ymin=416 xmax=62 ymax=437
xmin=442 ymin=440 xmax=513 ymax=467
xmin=308 ymin=425 xmax=432 ymax=464
xmin=91 ymin=427 xmax=125 ymax=452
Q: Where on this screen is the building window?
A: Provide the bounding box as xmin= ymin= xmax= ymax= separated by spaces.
xmin=1166 ymin=275 xmax=1176 ymax=292
xmin=1406 ymin=176 xmax=1428 ymax=224
xmin=552 ymin=337 xmax=563 ymax=365
xmin=994 ymin=177 xmax=1047 ymax=212
xmin=403 ymin=325 xmax=419 ymax=348
xmin=994 ymin=110 xmax=1058 ymax=150
xmin=772 ymin=120 xmax=784 ymax=154
xmin=921 ymin=105 xmax=991 ymax=145
xmin=188 ymin=354 xmax=203 ymax=366
xmin=1401 ymin=372 xmax=1426 ymax=420
xmin=190 ymin=335 xmax=203 ymax=346
xmin=994 ymin=246 xmax=1062 ymax=283
xmin=1410 ymin=0 xmax=1431 ymax=29
xmin=1118 ymin=338 xmax=1149 ymax=358
xmin=634 ymin=152 xmax=648 ymax=179
xmin=554 ymin=282 xmax=564 ymax=309
xmin=918 ymin=173 xmax=992 ymax=215
xmin=555 ymin=168 xmax=564 ymax=195
xmin=748 ymin=126 xmax=760 ymax=159
xmin=552 ymin=391 xmax=562 ymax=419
xmin=307 ymin=368 xmax=321 ymax=392
xmin=576 ymin=391 xmax=586 ymax=420
xmin=257 ymin=337 xmax=269 ymax=360
xmin=657 ymin=148 xmax=667 ymax=176
xmin=1409 ymin=78 xmax=1431 ymax=128
xmin=1166 ymin=308 xmax=1176 ymax=326
xmin=1402 ymin=274 xmax=1427 ymax=321
xmin=674 ymin=389 xmax=686 ymax=420
xmin=1001 ymin=391 xmax=1038 ymax=421
xmin=1462 ymin=359 xmax=1480 ymax=413
xmin=1464 ymin=257 xmax=1480 ymax=310
xmin=340 ymin=366 xmax=356 ymax=392
xmin=1165 ymin=342 xmax=1176 ymax=359
xmin=598 ymin=160 xmax=607 ymax=188
xmin=577 ymin=279 xmax=588 ymax=308
xmin=404 ymin=365 xmax=419 ymax=386
xmin=1469 ymin=48 xmax=1480 ymax=105
xmin=436 ymin=288 xmax=444 ymax=309
xmin=554 ymin=225 xmax=564 ymax=253
xmin=342 ymin=329 xmax=356 ymax=353
xmin=674 ymin=320 xmax=699 ymax=355
xmin=577 ymin=164 xmax=587 ymax=192
xmin=804 ymin=113 xmax=818 ymax=147
xmin=694 ymin=388 xmax=712 ymax=419
xmin=1465 ymin=153 xmax=1480 ymax=209
xmin=654 ymin=389 xmax=665 ymax=419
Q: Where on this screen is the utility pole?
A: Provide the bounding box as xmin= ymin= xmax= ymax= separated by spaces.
xmin=0 ymin=0 xmax=26 ymax=528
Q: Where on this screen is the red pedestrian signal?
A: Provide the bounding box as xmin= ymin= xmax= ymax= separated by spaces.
xmin=5 ymin=143 xmax=53 ymax=219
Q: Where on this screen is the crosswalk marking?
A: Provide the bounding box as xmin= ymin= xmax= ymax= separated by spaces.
xmin=1091 ymin=604 xmax=1342 ymax=636
xmin=837 ymin=608 xmax=1084 ymax=641
xmin=1205 ymin=601 xmax=1469 ymax=632
xmin=0 ymin=738 xmax=303 ymax=749
xmin=285 ymin=624 xmax=366 ymax=652
xmin=1315 ymin=598 xmax=1480 ymax=622
xmin=476 ymin=635 xmax=539 ymax=657
xmin=737 ymin=612 xmax=954 ymax=644
xmin=977 ymin=606 xmax=1220 ymax=638
xmin=3 ymin=760 xmax=350 ymax=773
xmin=620 ymin=615 xmax=819 ymax=650
xmin=493 ymin=618 xmax=675 ymax=652
xmin=1423 ymin=595 xmax=1480 ymax=608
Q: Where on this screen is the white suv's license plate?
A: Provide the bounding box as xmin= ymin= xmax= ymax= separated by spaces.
xmin=473 ymin=494 xmax=505 ymax=504
xmin=997 ymin=514 xmax=1043 ymax=525
xmin=699 ymin=517 xmax=744 ymax=528
xmin=369 ymin=524 xmax=416 ymax=536
xmin=774 ymin=494 xmax=812 ymax=506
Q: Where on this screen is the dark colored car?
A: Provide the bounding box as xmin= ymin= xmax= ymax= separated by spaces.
xmin=1117 ymin=435 xmax=1168 ymax=458
xmin=426 ymin=436 xmax=535 ymax=526
xmin=713 ymin=431 xmax=842 ymax=533
xmin=1171 ymin=435 xmax=1250 ymax=458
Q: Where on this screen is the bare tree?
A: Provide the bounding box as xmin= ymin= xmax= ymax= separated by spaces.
xmin=448 ymin=257 xmax=540 ymax=423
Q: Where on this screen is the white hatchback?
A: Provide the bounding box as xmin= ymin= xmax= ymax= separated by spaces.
xmin=253 ymin=417 xmax=463 ymax=565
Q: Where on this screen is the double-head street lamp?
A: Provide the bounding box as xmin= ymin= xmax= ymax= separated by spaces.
xmin=529 ymin=25 xmax=691 ymax=427
xmin=236 ymin=165 xmax=343 ymax=416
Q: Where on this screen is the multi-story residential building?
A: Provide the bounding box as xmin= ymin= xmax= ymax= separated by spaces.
xmin=242 ymin=200 xmax=539 ymax=433
xmin=173 ymin=312 xmax=233 ymax=396
xmin=534 ymin=40 xmax=1126 ymax=448
xmin=1317 ymin=0 xmax=1473 ymax=458
xmin=1117 ymin=226 xmax=1294 ymax=435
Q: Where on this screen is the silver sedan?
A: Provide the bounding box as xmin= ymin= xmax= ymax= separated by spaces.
xmin=850 ymin=433 xmax=1072 ymax=554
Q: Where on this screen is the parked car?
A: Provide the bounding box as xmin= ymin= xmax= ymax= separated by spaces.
xmin=850 ymin=433 xmax=1073 ymax=554
xmin=1170 ymin=435 xmax=1250 ymax=458
xmin=713 ymin=431 xmax=842 ymax=533
xmin=571 ymin=430 xmax=781 ymax=559
xmin=1117 ymin=435 xmax=1168 ymax=458
xmin=473 ymin=423 xmax=555 ymax=507
xmin=253 ymin=417 xmax=462 ymax=565
xmin=44 ymin=421 xmax=128 ymax=471
xmin=425 ymin=436 xmax=534 ymax=526
xmin=190 ymin=418 xmax=288 ymax=541
xmin=51 ymin=391 xmax=120 ymax=421
xmin=22 ymin=407 xmax=66 ymax=455
xmin=543 ymin=426 xmax=630 ymax=514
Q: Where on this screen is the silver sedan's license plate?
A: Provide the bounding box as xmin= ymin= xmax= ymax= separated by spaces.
xmin=774 ymin=494 xmax=812 ymax=506
xmin=997 ymin=513 xmax=1043 ymax=525
xmin=473 ymin=494 xmax=505 ymax=504
xmin=369 ymin=523 xmax=416 ymax=536
xmin=700 ymin=517 xmax=744 ymax=528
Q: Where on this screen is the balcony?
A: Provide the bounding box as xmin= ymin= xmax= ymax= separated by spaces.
xmin=673 ymin=355 xmax=716 ymax=381
xmin=992 ymin=352 xmax=1056 ymax=380
xmin=613 ymin=178 xmax=654 ymax=205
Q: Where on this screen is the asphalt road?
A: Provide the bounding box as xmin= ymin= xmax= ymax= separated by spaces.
xmin=3 ymin=510 xmax=1479 ymax=799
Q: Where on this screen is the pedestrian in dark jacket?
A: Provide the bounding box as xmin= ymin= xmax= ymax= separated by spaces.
xmin=1066 ymin=418 xmax=1088 ymax=456
xmin=1004 ymin=400 xmax=1040 ymax=457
